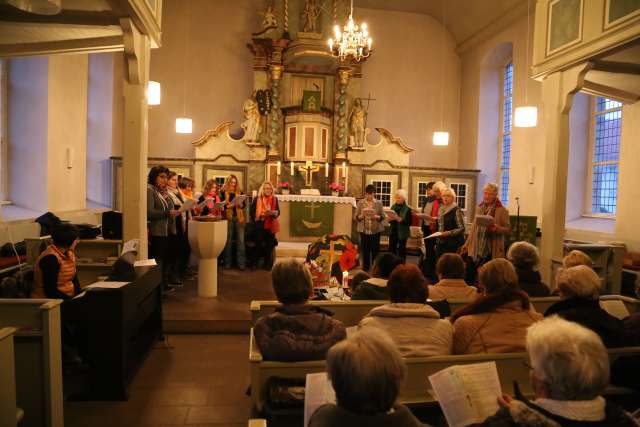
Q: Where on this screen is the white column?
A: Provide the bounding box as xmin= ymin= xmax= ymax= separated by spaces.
xmin=121 ymin=19 xmax=150 ymax=259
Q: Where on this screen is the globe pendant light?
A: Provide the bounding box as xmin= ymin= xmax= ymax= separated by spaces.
xmin=147 ymin=81 xmax=161 ymax=105
xmin=514 ymin=0 xmax=538 ymax=128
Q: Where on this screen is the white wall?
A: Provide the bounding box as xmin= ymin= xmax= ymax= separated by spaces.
xmin=566 ymin=92 xmax=589 ymax=222
xmin=8 ymin=57 xmax=49 ymax=212
xmin=87 ymin=53 xmax=115 ymax=207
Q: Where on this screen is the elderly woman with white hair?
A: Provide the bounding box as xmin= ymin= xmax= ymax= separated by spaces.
xmin=544 ymin=265 xmax=629 ymax=348
xmin=421 ymin=181 xmax=447 ymax=281
xmin=435 ymin=187 xmax=466 ymax=258
xmin=388 ymin=189 xmax=412 ymax=262
xmin=471 ymin=316 xmax=639 ymax=426
xmin=309 ymin=328 xmax=427 ymax=427
xmin=463 ymin=183 xmax=511 ymax=282
xmin=507 ymin=241 xmax=551 ymax=297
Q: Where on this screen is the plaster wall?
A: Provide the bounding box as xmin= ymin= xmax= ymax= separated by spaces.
xmin=46 ymin=54 xmax=88 ymax=212
xmin=459 ymin=15 xmax=545 ymax=217
xmin=8 ymin=57 xmax=49 ymax=212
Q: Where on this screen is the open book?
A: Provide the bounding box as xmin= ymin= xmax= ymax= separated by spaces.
xmin=475 ymin=215 xmax=495 ymax=227
xmin=304 ymin=373 xmax=336 ymax=427
xmin=232 ymin=194 xmax=247 ymax=207
xmin=428 ymin=362 xmax=502 ymax=427
xmin=385 ymin=210 xmax=401 ymax=221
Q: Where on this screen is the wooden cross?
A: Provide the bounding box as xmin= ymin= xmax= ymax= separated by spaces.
xmin=361 ymin=92 xmax=376 ymax=129
xmin=298 ymin=161 xmax=320 ymax=187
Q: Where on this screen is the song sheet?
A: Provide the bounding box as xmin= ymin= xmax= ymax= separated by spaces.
xmin=304 ymin=373 xmax=336 ymax=427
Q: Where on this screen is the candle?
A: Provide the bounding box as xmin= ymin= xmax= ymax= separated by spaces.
xmin=325 ymin=162 xmax=329 ymax=177
xmin=342 ymin=271 xmax=348 ymax=287
xmin=345 ymin=164 xmax=349 ymax=193
xmin=290 ymin=161 xmax=294 ymax=176
xmin=276 ymin=161 xmax=281 ymax=175
xmin=252 ymin=190 xmax=257 ymax=198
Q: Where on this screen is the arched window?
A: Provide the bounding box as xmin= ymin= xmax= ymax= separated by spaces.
xmin=499 ymin=61 xmax=513 ymax=205
xmin=589 ymin=97 xmax=622 ymax=215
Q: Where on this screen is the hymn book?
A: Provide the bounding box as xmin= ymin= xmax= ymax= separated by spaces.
xmin=304 ymin=373 xmax=336 ymax=427
xmin=475 ymin=215 xmax=495 ymax=227
xmin=428 ymin=362 xmax=502 ymax=427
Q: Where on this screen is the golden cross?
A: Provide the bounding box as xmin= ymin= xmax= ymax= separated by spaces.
xmin=298 ymin=161 xmax=320 ymax=187
xmin=305 ymin=202 xmax=320 ymax=219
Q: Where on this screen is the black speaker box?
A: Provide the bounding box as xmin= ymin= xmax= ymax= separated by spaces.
xmin=102 ymin=211 xmax=123 ymax=240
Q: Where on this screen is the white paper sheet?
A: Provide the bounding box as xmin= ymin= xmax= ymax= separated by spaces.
xmin=85 ymin=281 xmax=129 ymax=289
xmin=134 ymin=259 xmax=157 ymax=267
xmin=600 ymin=300 xmax=630 ymax=320
xmin=304 ymin=373 xmax=336 ymax=427
xmin=179 ymin=199 xmax=195 ymax=212
xmin=385 ymin=210 xmax=401 ymax=221
xmin=121 ymin=239 xmax=139 ymax=256
xmin=426 ymin=231 xmax=444 ymax=239
xmin=232 ymin=195 xmax=247 ymax=207
xmin=475 ymin=215 xmax=495 ymax=226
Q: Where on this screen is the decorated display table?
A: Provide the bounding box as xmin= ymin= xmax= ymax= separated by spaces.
xmin=276 ymin=194 xmax=355 ymax=242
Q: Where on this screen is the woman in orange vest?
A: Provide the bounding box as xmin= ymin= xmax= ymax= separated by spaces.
xmin=32 ymin=223 xmax=81 ymax=299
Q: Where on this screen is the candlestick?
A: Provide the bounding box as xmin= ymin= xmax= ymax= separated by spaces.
xmin=345 ymin=164 xmax=349 ymax=193
xmin=290 ymin=161 xmax=294 ymax=176
xmin=325 ymin=162 xmax=329 ymax=177
xmin=342 ymin=271 xmax=348 ymax=288
xmin=276 ymin=161 xmax=281 ymax=175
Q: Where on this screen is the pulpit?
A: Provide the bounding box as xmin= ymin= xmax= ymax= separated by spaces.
xmin=188 ymin=219 xmax=227 ymax=297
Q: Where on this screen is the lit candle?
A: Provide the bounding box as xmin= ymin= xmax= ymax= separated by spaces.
xmin=325 ymin=162 xmax=329 ymax=177
xmin=290 ymin=161 xmax=294 ymax=176
xmin=342 ymin=271 xmax=348 ymax=288
xmin=342 ymin=162 xmax=346 ymax=179
xmin=344 ymin=163 xmax=349 ymax=193
xmin=276 ymin=161 xmax=281 ymax=175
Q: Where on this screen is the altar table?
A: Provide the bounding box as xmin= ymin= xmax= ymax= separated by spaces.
xmin=276 ymin=195 xmax=356 ymax=242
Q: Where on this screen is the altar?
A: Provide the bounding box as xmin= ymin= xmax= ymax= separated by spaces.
xmin=277 ymin=194 xmax=356 ymax=242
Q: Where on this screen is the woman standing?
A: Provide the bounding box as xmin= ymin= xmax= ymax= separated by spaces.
xmin=147 ymin=166 xmax=179 ymax=291
xmin=421 ymin=181 xmax=446 ymax=281
xmin=166 ymin=172 xmax=189 ymax=285
xmin=197 ymin=179 xmax=221 ymax=216
xmin=220 ymin=174 xmax=246 ymax=270
xmin=355 ymin=184 xmax=384 ymax=272
xmin=463 ymin=182 xmax=510 ymax=282
xmin=250 ymin=182 xmax=280 ymax=270
xmin=388 ymin=189 xmax=412 ymax=262
xmin=435 ymin=187 xmax=465 ymax=258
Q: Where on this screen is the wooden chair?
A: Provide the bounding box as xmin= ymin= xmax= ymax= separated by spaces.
xmin=0 ymin=299 xmax=64 ymax=427
xmin=0 ymin=327 xmax=20 ymax=427
xmin=249 ymin=327 xmax=640 ymax=412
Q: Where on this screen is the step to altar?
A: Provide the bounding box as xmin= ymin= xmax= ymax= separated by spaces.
xmin=275 ymin=241 xmax=310 ymax=259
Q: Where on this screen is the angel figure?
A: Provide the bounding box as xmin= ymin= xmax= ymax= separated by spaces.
xmin=241 ymin=98 xmax=262 ymax=143
xmin=348 ymin=98 xmax=367 ymax=148
xmin=302 ymin=0 xmax=321 ymax=32
xmin=261 ymin=4 xmax=277 ymax=30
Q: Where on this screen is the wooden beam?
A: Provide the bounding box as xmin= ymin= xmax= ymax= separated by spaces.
xmin=0 ymin=6 xmax=120 ymax=26
xmin=0 ymin=36 xmax=124 ymax=58
xmin=591 ymin=60 xmax=640 ymax=76
xmin=581 ymin=80 xmax=640 ymax=104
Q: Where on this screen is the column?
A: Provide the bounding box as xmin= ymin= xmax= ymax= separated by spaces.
xmin=121 ymin=19 xmax=151 ymax=259
xmin=334 ymin=66 xmax=351 ymax=159
xmin=539 ymin=63 xmax=592 ymax=283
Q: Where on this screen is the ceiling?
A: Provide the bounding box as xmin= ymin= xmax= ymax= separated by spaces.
xmin=356 ymin=0 xmax=525 ymax=44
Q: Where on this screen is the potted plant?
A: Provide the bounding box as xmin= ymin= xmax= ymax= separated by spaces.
xmin=329 ymin=182 xmax=344 ymax=197
xmin=278 ymin=181 xmax=292 ymax=195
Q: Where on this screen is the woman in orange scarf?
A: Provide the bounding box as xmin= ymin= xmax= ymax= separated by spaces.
xmin=250 ymin=181 xmax=280 ymax=270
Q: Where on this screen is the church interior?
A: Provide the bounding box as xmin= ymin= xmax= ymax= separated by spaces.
xmin=1 ymin=0 xmax=640 ymax=426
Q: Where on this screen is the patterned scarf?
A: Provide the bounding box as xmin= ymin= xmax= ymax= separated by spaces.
xmin=256 ymin=195 xmax=279 ymax=234
xmin=472 ymin=198 xmax=503 ymax=261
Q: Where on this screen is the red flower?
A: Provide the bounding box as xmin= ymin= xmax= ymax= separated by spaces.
xmin=339 ymin=249 xmax=357 ymax=272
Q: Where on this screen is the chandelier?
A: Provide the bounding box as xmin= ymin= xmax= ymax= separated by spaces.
xmin=328 ymin=0 xmax=372 ymax=62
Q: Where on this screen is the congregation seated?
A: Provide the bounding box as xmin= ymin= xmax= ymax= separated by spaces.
xmin=563 ymin=249 xmax=593 ymax=268
xmin=309 ymin=328 xmax=428 ymax=427
xmin=254 ymin=258 xmax=346 ymax=361
xmin=348 ymin=270 xmax=371 ymax=296
xmin=507 ymin=241 xmax=551 ymax=297
xmin=544 ymin=265 xmax=629 ymax=348
xmin=359 ymin=264 xmax=452 ymax=357
xmin=451 ymin=258 xmax=543 ymax=354
xmin=351 ymin=253 xmax=402 ymax=300
xmin=428 ymin=253 xmax=478 ymax=301
xmin=471 ymin=316 xmax=639 ymax=427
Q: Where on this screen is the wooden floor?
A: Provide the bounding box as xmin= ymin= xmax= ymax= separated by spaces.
xmin=163 ymin=268 xmax=276 ymax=333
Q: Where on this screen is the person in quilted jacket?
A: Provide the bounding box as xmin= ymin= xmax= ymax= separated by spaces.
xmin=254 ymin=258 xmax=346 ymax=361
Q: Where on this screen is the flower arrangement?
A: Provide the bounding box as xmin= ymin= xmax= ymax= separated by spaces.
xmin=278 ymin=181 xmax=292 ymax=189
xmin=329 ymin=182 xmax=344 ymax=192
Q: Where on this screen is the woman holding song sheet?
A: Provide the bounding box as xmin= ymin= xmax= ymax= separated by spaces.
xmin=220 ymin=174 xmax=247 ymax=270
xmin=355 ymin=184 xmax=385 ymax=272
xmin=387 ymin=189 xmax=412 ymax=262
xmin=250 ymin=181 xmax=280 ymax=270
xmin=197 ymin=179 xmax=222 ymax=216
xmin=434 ymin=187 xmax=466 ymax=259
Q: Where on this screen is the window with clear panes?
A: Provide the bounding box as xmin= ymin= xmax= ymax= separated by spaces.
xmin=372 ymin=180 xmax=392 ymax=208
xmin=417 ymin=182 xmax=430 ymax=209
xmin=449 ymin=183 xmax=467 ymax=211
xmin=499 ymin=61 xmax=513 ymax=205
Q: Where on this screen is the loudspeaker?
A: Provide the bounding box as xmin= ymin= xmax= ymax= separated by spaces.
xmin=102 ymin=211 xmax=123 ymax=240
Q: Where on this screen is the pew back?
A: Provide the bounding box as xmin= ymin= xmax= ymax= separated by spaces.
xmin=249 ymin=328 xmax=640 ymax=412
xmin=0 ymin=299 xmax=64 ymax=427
xmin=0 ymin=327 xmax=18 ymax=427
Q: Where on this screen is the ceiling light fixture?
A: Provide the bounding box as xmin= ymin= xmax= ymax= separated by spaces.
xmin=328 ymin=0 xmax=372 ymax=62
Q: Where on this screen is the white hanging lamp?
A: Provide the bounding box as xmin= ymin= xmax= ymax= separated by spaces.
xmin=176 ymin=4 xmax=193 ymax=134
xmin=433 ymin=2 xmax=449 ymax=146
xmin=514 ymin=0 xmax=538 ymax=128
xmin=147 ymin=81 xmax=161 ymax=105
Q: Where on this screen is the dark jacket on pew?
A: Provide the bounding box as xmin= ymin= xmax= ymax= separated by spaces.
xmin=470 ymin=397 xmax=638 ymax=427
xmin=309 ymin=403 xmax=427 ymax=427
xmin=254 ymin=304 xmax=346 ymax=362
xmin=514 ymin=267 xmax=551 ymax=297
xmin=544 ymin=298 xmax=629 ymax=348
xmin=351 ymin=278 xmax=389 ymax=300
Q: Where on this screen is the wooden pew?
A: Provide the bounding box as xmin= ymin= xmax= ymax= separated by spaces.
xmin=250 ymin=295 xmax=640 ymax=328
xmin=249 ymin=328 xmax=640 ymax=412
xmin=0 ymin=327 xmax=20 ymax=427
xmin=0 ymin=299 xmax=64 ymax=427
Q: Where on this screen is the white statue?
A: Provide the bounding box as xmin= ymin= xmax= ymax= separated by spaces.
xmin=302 ymin=0 xmax=321 ymax=33
xmin=261 ymin=5 xmax=277 ymax=30
xmin=349 ymin=98 xmax=367 ymax=148
xmin=241 ymin=98 xmax=262 ymax=143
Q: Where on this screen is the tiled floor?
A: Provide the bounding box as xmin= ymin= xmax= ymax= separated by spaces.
xmin=65 ymin=334 xmax=253 ymax=427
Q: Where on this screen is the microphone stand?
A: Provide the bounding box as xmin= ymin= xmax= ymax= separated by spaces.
xmin=515 ymin=197 xmax=521 ymax=242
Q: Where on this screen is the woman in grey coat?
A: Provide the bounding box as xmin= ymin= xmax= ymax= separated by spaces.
xmin=355 ymin=184 xmax=385 ymax=272
xmin=147 ymin=165 xmax=179 ymax=291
